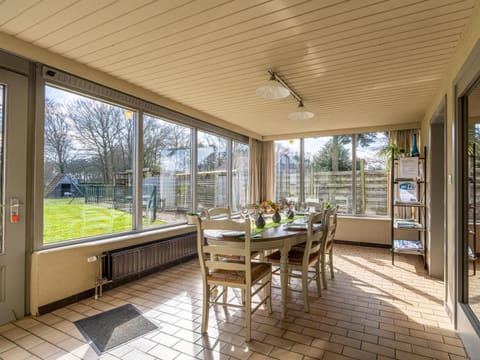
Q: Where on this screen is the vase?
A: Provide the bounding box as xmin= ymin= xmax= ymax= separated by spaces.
xmin=287 ymin=208 xmax=295 ymax=220
xmin=255 ymin=213 xmax=266 ymax=229
xmin=272 ymin=209 xmax=281 ymax=223
xmin=410 ymin=133 xmax=420 ymax=157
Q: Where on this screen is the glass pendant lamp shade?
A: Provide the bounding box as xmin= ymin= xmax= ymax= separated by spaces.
xmin=288 ymin=101 xmax=314 ymax=120
xmin=255 ymin=74 xmax=290 ymax=99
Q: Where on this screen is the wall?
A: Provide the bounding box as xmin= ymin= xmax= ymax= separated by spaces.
xmin=420 ymin=1 xmax=480 ymax=356
xmin=30 ymin=226 xmax=194 ymax=315
xmin=336 ymin=217 xmax=387 ymax=245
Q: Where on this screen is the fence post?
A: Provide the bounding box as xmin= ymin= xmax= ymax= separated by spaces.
xmin=360 ymin=159 xmax=366 ymax=214
xmin=152 ymin=186 xmax=157 ymax=221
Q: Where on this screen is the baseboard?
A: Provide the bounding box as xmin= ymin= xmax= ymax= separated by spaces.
xmin=334 ymin=239 xmax=391 ymax=249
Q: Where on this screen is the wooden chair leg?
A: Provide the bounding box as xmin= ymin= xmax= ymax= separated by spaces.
xmin=329 ymin=250 xmax=334 ymax=279
xmin=202 ymin=282 xmax=210 ymax=333
xmin=245 ymin=286 xmax=252 ymax=342
xmin=302 ymin=266 xmax=310 ymax=313
xmin=321 ymin=252 xmax=328 ymax=289
xmin=315 ymin=262 xmax=322 ymax=297
xmin=266 ymin=277 xmax=273 ymax=314
xmin=223 ymin=286 xmax=228 ymax=304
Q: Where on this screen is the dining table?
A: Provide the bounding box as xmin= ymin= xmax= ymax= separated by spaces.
xmin=203 ymin=221 xmax=324 ymax=319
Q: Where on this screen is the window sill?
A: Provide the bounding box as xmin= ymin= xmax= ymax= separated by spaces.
xmin=35 ymin=224 xmax=196 ymax=254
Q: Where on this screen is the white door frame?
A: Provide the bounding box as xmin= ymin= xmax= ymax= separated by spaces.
xmin=0 ymin=68 xmax=28 ymax=324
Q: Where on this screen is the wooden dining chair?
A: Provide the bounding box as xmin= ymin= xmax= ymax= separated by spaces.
xmin=305 ymin=201 xmax=324 ymax=213
xmin=204 ymin=207 xmax=231 ymax=220
xmin=266 ymin=212 xmax=324 ymax=312
xmin=321 ymin=206 xmax=338 ymax=289
xmin=194 ymin=217 xmax=272 ymax=342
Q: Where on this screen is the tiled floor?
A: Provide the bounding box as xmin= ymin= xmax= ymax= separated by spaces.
xmin=0 ymin=245 xmax=470 ymax=359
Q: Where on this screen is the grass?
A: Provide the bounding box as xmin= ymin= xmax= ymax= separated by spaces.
xmin=44 ymin=198 xmax=166 ymax=243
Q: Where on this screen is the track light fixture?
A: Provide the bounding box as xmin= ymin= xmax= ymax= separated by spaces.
xmin=256 ymin=70 xmax=314 ymax=119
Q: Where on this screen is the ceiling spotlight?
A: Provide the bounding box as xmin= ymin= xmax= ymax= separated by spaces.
xmin=255 ymin=72 xmax=290 ymax=99
xmin=288 ymin=101 xmax=315 ymax=120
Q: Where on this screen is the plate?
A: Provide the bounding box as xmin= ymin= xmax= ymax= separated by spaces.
xmin=284 ymin=224 xmax=307 ymax=230
xmin=222 ymin=231 xmax=245 ymax=237
xmin=293 ymin=218 xmax=308 ymax=224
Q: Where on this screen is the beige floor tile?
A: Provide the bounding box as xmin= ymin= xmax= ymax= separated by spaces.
xmin=0 ymin=245 xmax=472 ymax=360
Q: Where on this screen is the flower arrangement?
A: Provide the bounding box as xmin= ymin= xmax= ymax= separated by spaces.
xmin=257 ymin=200 xmax=280 ymax=214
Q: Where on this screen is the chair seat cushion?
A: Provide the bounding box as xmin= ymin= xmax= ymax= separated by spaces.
xmin=218 ymin=251 xmax=261 ymax=260
xmin=291 ymin=241 xmax=320 ymax=251
xmin=266 ymin=250 xmax=319 ymax=266
xmin=208 ymin=262 xmax=271 ymax=284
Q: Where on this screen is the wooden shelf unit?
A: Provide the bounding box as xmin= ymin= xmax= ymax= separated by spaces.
xmin=390 ymin=146 xmax=427 ymax=267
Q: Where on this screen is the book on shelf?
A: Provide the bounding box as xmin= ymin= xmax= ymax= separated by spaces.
xmin=398 ymin=181 xmax=417 ymax=203
xmin=393 ymin=239 xmax=423 ymax=250
xmin=468 ymin=245 xmax=477 ymax=260
xmin=394 ymin=200 xmax=423 ymax=206
xmin=394 ymin=220 xmax=423 ymax=229
xmin=398 ymin=157 xmax=419 ymax=178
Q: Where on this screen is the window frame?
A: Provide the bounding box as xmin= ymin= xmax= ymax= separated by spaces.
xmin=35 ymin=65 xmax=248 ymax=250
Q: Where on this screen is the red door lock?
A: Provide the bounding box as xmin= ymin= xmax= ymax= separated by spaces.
xmin=10 ymin=198 xmax=19 ymax=223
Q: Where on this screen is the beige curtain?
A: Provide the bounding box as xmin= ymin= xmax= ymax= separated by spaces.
xmin=261 ymin=141 xmax=275 ymax=202
xmin=248 ymin=138 xmax=262 ymax=204
xmin=248 ymin=139 xmax=275 ymax=204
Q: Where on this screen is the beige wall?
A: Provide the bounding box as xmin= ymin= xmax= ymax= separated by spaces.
xmin=30 ymin=226 xmax=194 ymax=315
xmin=335 ymin=217 xmax=390 ymax=245
xmin=419 ymin=0 xmax=480 ymax=351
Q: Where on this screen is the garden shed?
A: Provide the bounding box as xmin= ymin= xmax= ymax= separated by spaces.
xmin=45 ymin=174 xmax=83 ymax=198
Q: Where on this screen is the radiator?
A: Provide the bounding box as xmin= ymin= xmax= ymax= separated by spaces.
xmin=102 ymin=232 xmax=197 ymax=281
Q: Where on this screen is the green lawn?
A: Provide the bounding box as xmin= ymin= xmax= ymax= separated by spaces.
xmin=44 ymin=198 xmax=166 ymax=243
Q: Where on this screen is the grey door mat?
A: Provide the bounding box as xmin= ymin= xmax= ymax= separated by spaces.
xmin=74 ymin=303 xmax=157 ymax=354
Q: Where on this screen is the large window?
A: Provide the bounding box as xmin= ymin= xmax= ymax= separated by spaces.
xmin=275 ymin=132 xmax=388 ymax=216
xmin=304 ymin=136 xmax=353 ymax=213
xmin=274 ymin=139 xmax=300 ymax=203
xmin=355 ymin=132 xmax=388 ymax=216
xmin=42 ymin=82 xmax=248 ymax=246
xmin=142 ymin=114 xmax=192 ymax=229
xmin=197 ymin=131 xmax=228 ymax=210
xmin=0 ymin=85 xmax=4 ymax=252
xmin=44 ymin=86 xmax=134 ymax=243
xmin=465 ymin=79 xmax=480 ymax=320
xmin=232 ymin=141 xmax=248 ymax=212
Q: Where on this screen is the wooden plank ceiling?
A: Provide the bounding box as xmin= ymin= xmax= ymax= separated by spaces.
xmin=0 ymin=0 xmax=477 ymax=138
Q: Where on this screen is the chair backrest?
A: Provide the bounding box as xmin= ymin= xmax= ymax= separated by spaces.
xmin=301 ymin=212 xmax=325 ymax=263
xmin=324 ymin=207 xmax=338 ymax=250
xmin=194 ymin=217 xmax=252 ymax=285
xmin=205 ymin=207 xmax=231 ymax=220
xmin=305 ymin=201 xmax=324 ymax=213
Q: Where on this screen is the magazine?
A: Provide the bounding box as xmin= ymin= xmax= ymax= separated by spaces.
xmin=398 ymin=181 xmax=417 ymax=202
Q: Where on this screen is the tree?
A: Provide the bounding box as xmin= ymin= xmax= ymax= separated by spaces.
xmin=44 ymin=98 xmax=72 ymax=176
xmin=68 ymin=99 xmax=128 ymax=184
xmin=312 ymin=137 xmax=352 ymax=171
xmin=312 ymin=134 xmax=378 ymax=171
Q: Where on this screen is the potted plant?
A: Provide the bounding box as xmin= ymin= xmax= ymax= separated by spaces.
xmin=186 ymin=212 xmax=200 ymax=225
